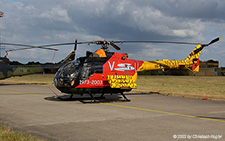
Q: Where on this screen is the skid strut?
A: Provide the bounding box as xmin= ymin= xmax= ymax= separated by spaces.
xmin=89 ymin=93 xmax=95 ymax=102
xmin=121 ymin=92 xmax=130 ymax=101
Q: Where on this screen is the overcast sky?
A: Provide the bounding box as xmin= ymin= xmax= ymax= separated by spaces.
xmin=0 ymin=0 xmax=225 ymax=66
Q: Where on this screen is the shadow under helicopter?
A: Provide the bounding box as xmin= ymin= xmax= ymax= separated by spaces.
xmin=44 ymin=92 xmax=161 ymax=103
xmin=45 ymin=94 xmax=123 ymax=103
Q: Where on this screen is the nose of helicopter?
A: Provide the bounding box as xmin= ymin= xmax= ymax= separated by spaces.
xmin=54 ymin=76 xmax=64 ymax=87
xmin=54 ymin=60 xmax=77 ymax=87
xmin=54 ymin=69 xmax=80 ymax=94
xmin=54 ymin=70 xmax=71 ymax=88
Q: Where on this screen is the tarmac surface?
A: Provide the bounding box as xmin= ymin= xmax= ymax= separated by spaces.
xmin=0 ymin=84 xmax=225 ymax=140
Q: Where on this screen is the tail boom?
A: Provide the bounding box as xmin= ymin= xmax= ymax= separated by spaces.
xmin=137 ymin=59 xmax=194 ymax=72
xmin=137 ymin=44 xmax=204 ymax=73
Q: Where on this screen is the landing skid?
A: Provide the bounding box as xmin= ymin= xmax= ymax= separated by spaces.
xmin=81 ymin=92 xmax=131 ymax=103
xmin=87 ymin=92 xmax=131 ymax=102
xmin=80 ymin=92 xmax=106 ymax=103
xmin=57 ymin=92 xmax=130 ymax=102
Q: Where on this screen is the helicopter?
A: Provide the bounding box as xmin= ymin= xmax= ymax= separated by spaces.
xmin=1 ymin=37 xmax=221 ymax=101
xmin=0 ymin=54 xmax=47 ymax=80
xmin=0 ymin=43 xmax=74 ymax=80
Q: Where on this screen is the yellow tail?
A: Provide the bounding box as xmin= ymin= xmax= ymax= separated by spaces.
xmin=184 ymin=44 xmax=202 ymax=64
xmin=138 ymin=36 xmax=221 ymax=73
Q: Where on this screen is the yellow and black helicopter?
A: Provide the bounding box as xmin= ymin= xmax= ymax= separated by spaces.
xmin=1 ymin=37 xmax=221 ymax=101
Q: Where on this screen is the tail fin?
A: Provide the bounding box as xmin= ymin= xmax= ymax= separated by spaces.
xmin=185 ymin=44 xmax=202 ymax=64
xmin=185 ymin=37 xmax=221 ymax=63
xmin=185 ymin=37 xmax=221 ymax=72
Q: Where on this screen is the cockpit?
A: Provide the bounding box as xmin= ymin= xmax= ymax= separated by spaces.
xmin=54 ymin=50 xmax=113 ymax=90
xmin=54 ymin=59 xmax=80 ymax=87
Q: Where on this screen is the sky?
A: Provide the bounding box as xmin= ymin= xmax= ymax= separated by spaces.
xmin=0 ymin=0 xmax=225 ymax=66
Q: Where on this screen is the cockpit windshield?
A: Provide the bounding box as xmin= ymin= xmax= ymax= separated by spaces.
xmin=55 ymin=59 xmax=80 ymax=81
xmin=63 ymin=60 xmax=80 ymax=75
xmin=63 ymin=59 xmax=80 ymax=80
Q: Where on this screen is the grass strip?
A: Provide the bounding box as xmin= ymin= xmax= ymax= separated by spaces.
xmin=0 ymin=124 xmax=47 ymax=141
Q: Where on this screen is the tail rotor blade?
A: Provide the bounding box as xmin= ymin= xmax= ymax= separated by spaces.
xmin=208 ymin=37 xmax=221 ymax=46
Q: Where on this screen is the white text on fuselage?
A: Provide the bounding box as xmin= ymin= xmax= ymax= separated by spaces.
xmin=108 ymin=61 xmax=135 ymax=71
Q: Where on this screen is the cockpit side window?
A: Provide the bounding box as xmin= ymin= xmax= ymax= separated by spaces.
xmin=81 ymin=62 xmax=92 ymax=79
xmin=93 ymin=62 xmax=103 ymax=73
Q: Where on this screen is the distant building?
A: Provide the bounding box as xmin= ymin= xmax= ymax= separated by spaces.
xmin=220 ymin=67 xmax=225 ymax=76
xmin=199 ymin=60 xmax=219 ymax=68
xmin=195 ymin=60 xmax=219 ymax=76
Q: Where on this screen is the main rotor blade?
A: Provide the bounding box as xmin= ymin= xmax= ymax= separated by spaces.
xmin=7 ymin=47 xmax=59 ymax=52
xmin=114 ymin=37 xmax=221 ymax=46
xmin=0 ymin=43 xmax=34 ymax=47
xmin=0 ymin=42 xmax=59 ymax=51
xmin=110 ymin=42 xmax=121 ymax=50
xmin=32 ymin=37 xmax=221 ymax=48
xmin=34 ymin=41 xmax=92 ymax=48
xmin=2 ymin=37 xmax=220 ymax=52
xmin=114 ymin=40 xmax=200 ymax=45
xmin=25 ymin=40 xmax=203 ymax=48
